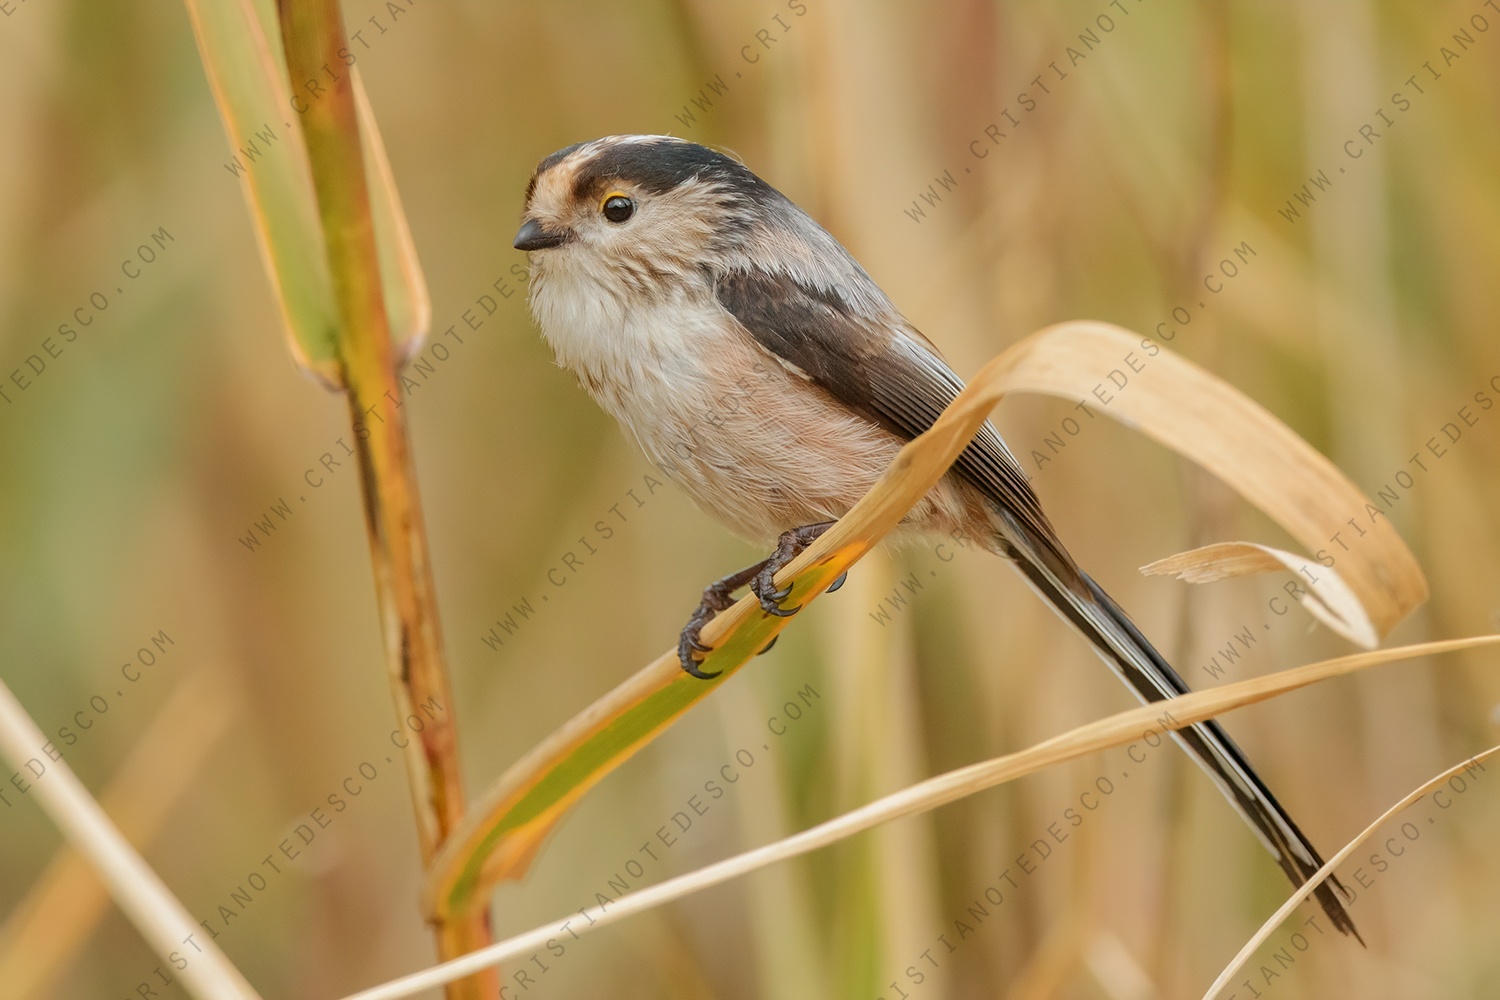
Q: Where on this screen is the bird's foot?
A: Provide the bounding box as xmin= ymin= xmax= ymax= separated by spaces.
xmin=677 ymin=522 xmax=840 ymax=679
xmin=751 ymin=522 xmax=836 ymax=617
xmin=678 ymin=559 xmax=768 ymax=678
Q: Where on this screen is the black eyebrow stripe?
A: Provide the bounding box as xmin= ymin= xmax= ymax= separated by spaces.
xmin=569 ymin=139 xmax=774 ymax=202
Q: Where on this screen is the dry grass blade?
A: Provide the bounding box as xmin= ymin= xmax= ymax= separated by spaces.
xmin=0 ymin=675 xmax=234 ymax=999
xmin=424 ymin=320 xmax=1430 ymax=921
xmin=1143 ymin=541 xmax=1378 ymax=648
xmin=0 ymin=678 xmax=260 ymax=1000
xmin=353 ymin=635 xmax=1500 ymax=1000
xmin=1201 ymin=745 xmax=1500 ymax=999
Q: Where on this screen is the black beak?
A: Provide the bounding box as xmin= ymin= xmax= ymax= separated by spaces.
xmin=513 ymin=218 xmax=568 ymax=251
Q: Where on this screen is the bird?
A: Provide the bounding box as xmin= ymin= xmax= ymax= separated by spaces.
xmin=513 ymin=133 xmax=1359 ymax=939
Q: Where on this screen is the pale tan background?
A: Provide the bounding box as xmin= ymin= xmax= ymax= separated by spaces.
xmin=1 ymin=1 xmax=1498 ymax=997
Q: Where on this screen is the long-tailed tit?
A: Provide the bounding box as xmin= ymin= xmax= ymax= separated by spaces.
xmin=514 ymin=134 xmax=1358 ymax=938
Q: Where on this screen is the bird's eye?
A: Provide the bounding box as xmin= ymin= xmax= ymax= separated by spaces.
xmin=601 ymin=193 xmax=635 ymax=224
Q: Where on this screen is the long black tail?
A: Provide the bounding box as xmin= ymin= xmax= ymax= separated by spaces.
xmin=990 ymin=508 xmax=1361 ymax=940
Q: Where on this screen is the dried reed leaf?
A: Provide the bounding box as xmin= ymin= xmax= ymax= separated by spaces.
xmin=1201 ymin=744 xmax=1500 ymax=999
xmin=1144 ymin=542 xmax=1296 ymax=583
xmin=997 ymin=323 xmax=1426 ymax=639
xmin=358 ymin=635 xmax=1500 ymax=1000
xmin=1143 ymin=541 xmax=1379 ymax=649
xmin=424 ymin=321 xmax=1430 ymax=922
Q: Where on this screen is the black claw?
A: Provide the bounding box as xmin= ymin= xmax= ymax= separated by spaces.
xmin=678 ymin=626 xmax=721 ymax=679
xmin=827 ymin=571 xmax=848 ymax=593
xmin=678 ymin=608 xmax=714 ymax=677
xmin=758 ymin=635 xmax=778 ymax=655
xmin=758 ymin=583 xmax=798 ymax=617
xmin=682 ymin=657 xmax=722 ymax=680
xmin=751 ymin=523 xmax=834 ymax=619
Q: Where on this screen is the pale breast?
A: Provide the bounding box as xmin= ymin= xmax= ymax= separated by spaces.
xmin=531 ymin=267 xmax=977 ymax=546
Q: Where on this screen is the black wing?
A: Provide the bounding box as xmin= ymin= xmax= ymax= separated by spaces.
xmin=713 ymin=267 xmax=1056 ymax=543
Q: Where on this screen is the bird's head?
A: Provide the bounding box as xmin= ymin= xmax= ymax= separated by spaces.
xmin=514 ymin=135 xmax=776 ymax=297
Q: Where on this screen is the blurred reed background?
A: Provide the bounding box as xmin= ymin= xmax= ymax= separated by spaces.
xmin=2 ymin=0 xmax=1498 ymax=997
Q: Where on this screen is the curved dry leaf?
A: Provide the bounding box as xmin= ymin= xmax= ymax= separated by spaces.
xmin=1201 ymin=744 xmax=1500 ymax=1000
xmin=1143 ymin=541 xmax=1379 ymax=649
xmin=354 ymin=635 xmax=1500 ymax=1000
xmin=995 ymin=322 xmax=1426 ymax=639
xmin=1143 ymin=541 xmax=1298 ymax=583
xmin=424 ymin=321 xmax=1429 ymax=921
